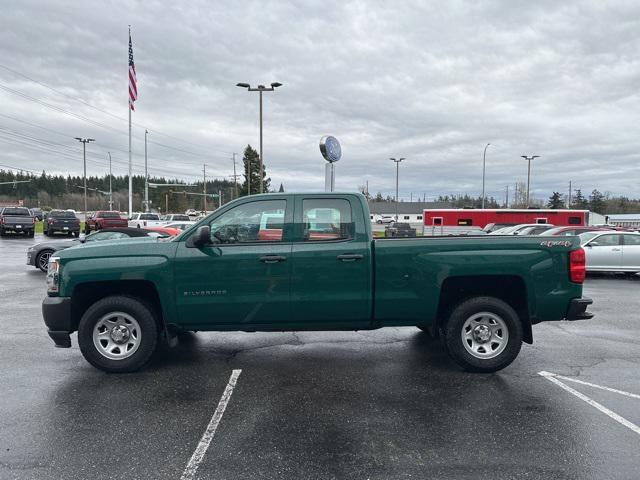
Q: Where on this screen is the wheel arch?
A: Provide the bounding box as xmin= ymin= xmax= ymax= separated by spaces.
xmin=436 ymin=275 xmax=532 ymax=344
xmin=70 ymin=280 xmax=165 ymax=334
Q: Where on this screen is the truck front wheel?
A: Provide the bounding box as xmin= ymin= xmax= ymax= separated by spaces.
xmin=443 ymin=296 xmax=523 ymax=373
xmin=77 ymin=295 xmax=159 ymax=373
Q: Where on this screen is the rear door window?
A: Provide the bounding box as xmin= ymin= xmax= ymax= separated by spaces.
xmin=301 ymin=199 xmax=353 ymax=241
xmin=592 ymin=234 xmax=621 ymax=246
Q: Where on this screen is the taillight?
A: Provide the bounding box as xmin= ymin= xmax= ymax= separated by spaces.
xmin=569 ymin=248 xmax=586 ymax=283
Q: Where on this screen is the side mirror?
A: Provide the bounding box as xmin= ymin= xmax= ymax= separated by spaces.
xmin=192 ymin=225 xmax=211 ymax=247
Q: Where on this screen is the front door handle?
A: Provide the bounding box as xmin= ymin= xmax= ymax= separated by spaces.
xmin=259 ymin=255 xmax=286 ymax=264
xmin=337 ymin=253 xmax=364 ymax=262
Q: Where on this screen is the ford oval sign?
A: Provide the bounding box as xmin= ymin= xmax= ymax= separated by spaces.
xmin=319 ymin=136 xmax=342 ymax=163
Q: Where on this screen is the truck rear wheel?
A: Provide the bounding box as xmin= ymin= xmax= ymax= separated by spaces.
xmin=77 ymin=295 xmax=159 ymax=373
xmin=443 ymin=296 xmax=522 ymax=373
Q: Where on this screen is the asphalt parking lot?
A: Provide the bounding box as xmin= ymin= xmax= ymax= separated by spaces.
xmin=1 ymin=233 xmax=639 ymax=480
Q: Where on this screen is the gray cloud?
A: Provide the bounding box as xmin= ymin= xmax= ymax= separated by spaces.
xmin=1 ymin=0 xmax=639 ymax=201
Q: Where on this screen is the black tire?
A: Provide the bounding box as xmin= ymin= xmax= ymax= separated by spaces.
xmin=77 ymin=295 xmax=159 ymax=373
xmin=443 ymin=296 xmax=523 ymax=373
xmin=35 ymin=249 xmax=54 ymax=272
xmin=84 ymin=226 xmax=90 ymax=235
xmin=28 ymin=230 xmax=34 ymax=238
xmin=44 ymin=228 xmax=49 ymax=236
xmin=0 ymin=228 xmax=4 ymax=237
xmin=73 ymin=231 xmax=80 ymax=238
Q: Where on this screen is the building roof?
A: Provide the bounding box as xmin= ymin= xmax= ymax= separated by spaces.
xmin=607 ymin=213 xmax=640 ymax=220
xmin=368 ymin=201 xmax=453 ymax=215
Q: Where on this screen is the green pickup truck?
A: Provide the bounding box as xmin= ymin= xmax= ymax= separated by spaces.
xmin=42 ymin=193 xmax=592 ymax=373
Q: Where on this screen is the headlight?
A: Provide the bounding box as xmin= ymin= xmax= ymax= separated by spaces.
xmin=46 ymin=257 xmax=60 ymax=294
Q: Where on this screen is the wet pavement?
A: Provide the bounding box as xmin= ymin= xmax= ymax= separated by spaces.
xmin=1 ymin=234 xmax=639 ymax=480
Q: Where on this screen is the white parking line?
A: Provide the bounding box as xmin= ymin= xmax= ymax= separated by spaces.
xmin=180 ymin=369 xmax=242 ymax=480
xmin=539 ymin=371 xmax=640 ymax=436
xmin=539 ymin=371 xmax=640 ymax=400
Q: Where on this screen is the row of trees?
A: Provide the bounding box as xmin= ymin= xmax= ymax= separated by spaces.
xmin=546 ymin=189 xmax=640 ymax=214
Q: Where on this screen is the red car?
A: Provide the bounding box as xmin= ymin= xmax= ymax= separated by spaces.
xmin=143 ymin=226 xmax=181 ymax=237
xmin=84 ymin=211 xmax=127 ymax=234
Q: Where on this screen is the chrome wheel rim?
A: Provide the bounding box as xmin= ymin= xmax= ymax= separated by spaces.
xmin=92 ymin=312 xmax=141 ymax=360
xmin=461 ymin=312 xmax=509 ymax=359
xmin=38 ymin=251 xmax=52 ymax=271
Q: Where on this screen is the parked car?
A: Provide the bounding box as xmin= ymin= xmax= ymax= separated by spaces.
xmin=385 ymin=222 xmax=417 ymax=237
xmin=164 ymin=221 xmax=196 ymax=231
xmin=489 ymin=224 xmax=554 ymax=235
xmin=482 ymin=223 xmax=518 ymax=233
xmin=514 ymin=224 xmax=556 ymax=235
xmin=374 ymin=215 xmax=396 ymax=224
xmin=579 ymin=231 xmax=640 ymax=274
xmin=85 ymin=211 xmax=127 ymax=234
xmin=42 ymin=192 xmax=592 ymax=373
xmin=185 ymin=209 xmax=199 ymax=217
xmin=27 ymin=227 xmax=168 ymax=272
xmin=0 ymin=206 xmax=35 ymax=237
xmin=540 ymin=226 xmax=607 ymax=236
xmin=143 ymin=226 xmax=181 ymax=237
xmin=161 ymin=214 xmax=191 ymax=223
xmin=129 ymin=213 xmax=165 ymax=228
xmin=29 ymin=207 xmax=44 ymax=221
xmin=44 ymin=210 xmax=80 ymax=237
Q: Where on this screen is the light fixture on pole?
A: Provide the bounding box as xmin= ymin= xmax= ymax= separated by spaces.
xmin=520 ymin=155 xmax=540 ymax=207
xmin=236 ymin=82 xmax=283 ymax=193
xmin=482 ymin=143 xmax=492 ymax=209
xmin=107 ymin=152 xmax=113 ymax=211
xmin=75 ymin=138 xmax=95 ymax=225
xmin=390 ymin=157 xmax=405 ymax=221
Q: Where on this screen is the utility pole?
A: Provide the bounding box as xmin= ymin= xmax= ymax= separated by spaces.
xmin=514 ymin=183 xmax=518 ymax=207
xmin=521 ymin=155 xmax=540 ymax=208
xmin=482 ymin=143 xmax=491 ymax=208
xmin=219 ymin=190 xmax=222 ymax=209
xmin=144 ymin=129 xmax=149 ymax=212
xmin=505 ymin=185 xmax=509 ymax=208
xmin=236 ymin=82 xmax=283 ymax=193
xmin=390 ymin=157 xmax=405 ymax=221
xmin=202 ymin=164 xmax=207 ymax=213
xmin=568 ymin=181 xmax=572 ymax=208
xmin=75 ymin=138 xmax=95 ymax=224
xmin=108 ymin=152 xmax=113 ymax=211
xmin=231 ymin=153 xmax=240 ymax=199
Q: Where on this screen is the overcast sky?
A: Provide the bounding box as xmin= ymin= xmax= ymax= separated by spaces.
xmin=1 ymin=0 xmax=639 ymax=201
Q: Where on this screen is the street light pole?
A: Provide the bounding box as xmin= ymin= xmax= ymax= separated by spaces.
xmin=75 ymin=137 xmax=95 ymax=224
xmin=482 ymin=143 xmax=491 ymax=209
xmin=236 ymin=82 xmax=283 ymax=194
xmin=144 ymin=129 xmax=149 ymax=212
xmin=390 ymin=157 xmax=405 ymax=221
xmin=108 ymin=152 xmax=113 ymax=211
xmin=520 ymin=155 xmax=540 ymax=207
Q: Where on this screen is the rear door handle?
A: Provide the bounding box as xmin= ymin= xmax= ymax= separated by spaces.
xmin=337 ymin=253 xmax=364 ymax=262
xmin=259 ymin=255 xmax=286 ymax=264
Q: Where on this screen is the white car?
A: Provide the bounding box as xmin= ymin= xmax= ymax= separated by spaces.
xmin=580 ymin=231 xmax=640 ymax=274
xmin=489 ymin=223 xmax=554 ymax=235
xmin=128 ymin=213 xmax=165 ymax=228
xmin=374 ymin=215 xmax=396 ymax=224
xmin=161 ymin=214 xmax=191 ymax=223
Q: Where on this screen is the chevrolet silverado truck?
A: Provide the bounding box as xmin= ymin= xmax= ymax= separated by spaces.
xmin=42 ymin=193 xmax=593 ymax=373
xmin=0 ymin=206 xmax=35 ymax=237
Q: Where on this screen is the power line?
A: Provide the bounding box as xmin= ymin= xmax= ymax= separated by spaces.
xmin=0 ymin=62 xmax=234 ymax=155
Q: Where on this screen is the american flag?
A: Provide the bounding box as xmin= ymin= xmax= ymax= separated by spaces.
xmin=128 ymin=33 xmax=137 ymax=111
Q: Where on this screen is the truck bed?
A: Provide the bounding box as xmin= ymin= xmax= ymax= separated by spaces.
xmin=372 ymin=235 xmax=581 ymax=326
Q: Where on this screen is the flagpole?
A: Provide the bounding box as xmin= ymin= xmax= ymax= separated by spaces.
xmin=128 ymin=25 xmax=133 ymax=217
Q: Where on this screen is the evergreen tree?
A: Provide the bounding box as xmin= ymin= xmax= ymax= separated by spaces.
xmin=589 ymin=189 xmax=605 ymax=213
xmin=546 ymin=192 xmax=565 ymax=209
xmin=571 ymin=189 xmax=589 ymax=209
xmin=239 ymin=145 xmax=270 ymax=196
xmin=278 ymin=183 xmax=285 ymax=193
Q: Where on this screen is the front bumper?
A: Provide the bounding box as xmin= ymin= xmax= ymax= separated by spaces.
xmin=42 ymin=296 xmax=73 ymax=348
xmin=566 ymin=297 xmax=593 ymax=321
xmin=26 ymin=251 xmax=35 ymax=266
